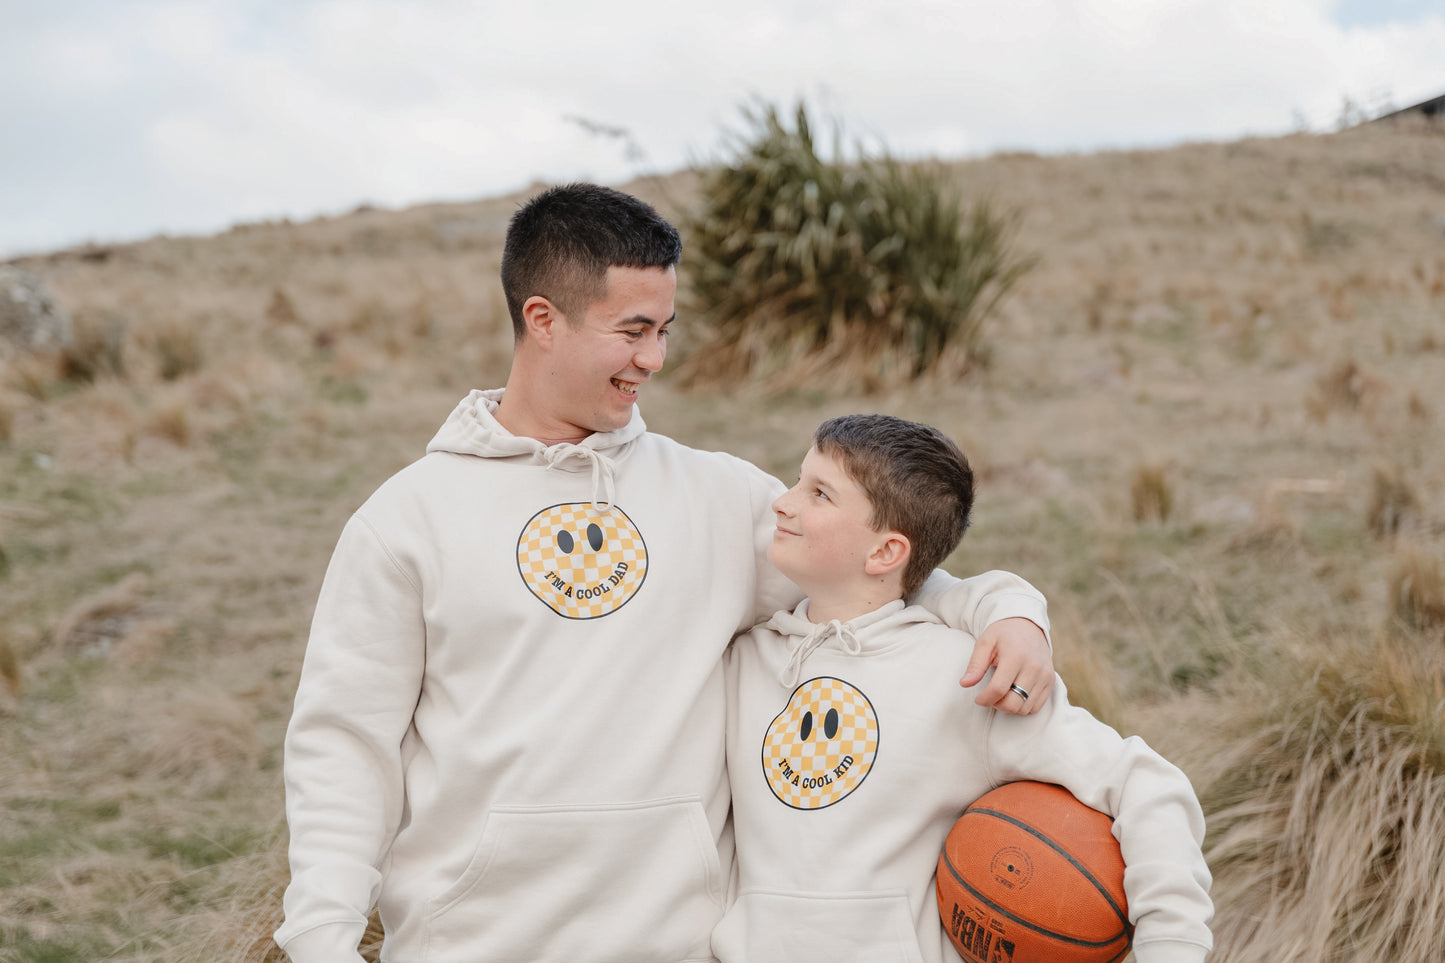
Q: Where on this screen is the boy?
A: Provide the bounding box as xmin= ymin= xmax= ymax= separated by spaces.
xmin=715 ymin=414 xmax=1213 ymax=963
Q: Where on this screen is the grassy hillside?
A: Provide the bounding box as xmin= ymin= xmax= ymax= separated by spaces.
xmin=2 ymin=118 xmax=1442 ymax=962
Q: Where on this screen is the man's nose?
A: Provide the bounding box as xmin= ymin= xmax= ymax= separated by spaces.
xmin=634 ymin=332 xmax=666 ymax=371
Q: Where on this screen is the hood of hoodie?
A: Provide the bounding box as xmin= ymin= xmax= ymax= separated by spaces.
xmin=426 ymin=388 xmax=648 ymax=512
xmin=766 ymin=598 xmax=943 ymax=688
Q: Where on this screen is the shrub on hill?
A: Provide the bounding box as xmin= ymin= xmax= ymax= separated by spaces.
xmin=676 ymin=102 xmax=1032 ymax=391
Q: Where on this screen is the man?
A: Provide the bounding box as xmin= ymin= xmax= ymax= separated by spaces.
xmin=277 ymin=184 xmax=1055 ymax=963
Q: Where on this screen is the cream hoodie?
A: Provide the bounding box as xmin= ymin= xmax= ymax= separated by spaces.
xmin=717 ymin=600 xmax=1213 ymax=963
xmin=278 ymin=390 xmax=1052 ymax=963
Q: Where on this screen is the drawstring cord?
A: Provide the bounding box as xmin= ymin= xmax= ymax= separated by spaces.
xmin=778 ymin=619 xmax=863 ymax=688
xmin=542 ymin=444 xmax=616 ymax=515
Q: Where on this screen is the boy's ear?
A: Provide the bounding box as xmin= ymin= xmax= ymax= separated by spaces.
xmin=521 ymin=295 xmax=564 ymax=347
xmin=864 ymin=531 xmax=911 ymax=579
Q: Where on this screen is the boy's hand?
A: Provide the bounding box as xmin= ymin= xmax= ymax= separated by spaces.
xmin=960 ymin=617 xmax=1053 ymax=715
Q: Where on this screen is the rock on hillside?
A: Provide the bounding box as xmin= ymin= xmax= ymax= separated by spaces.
xmin=0 ymin=265 xmax=73 ymax=358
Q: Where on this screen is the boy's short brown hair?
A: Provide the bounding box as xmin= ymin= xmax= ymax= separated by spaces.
xmin=812 ymin=414 xmax=973 ymax=596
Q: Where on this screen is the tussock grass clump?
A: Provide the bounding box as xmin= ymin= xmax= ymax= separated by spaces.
xmin=7 ymin=353 xmax=57 ymax=400
xmin=59 ymin=311 xmax=127 ymax=383
xmin=265 ymin=287 xmax=302 ymax=327
xmin=132 ymin=688 xmax=261 ymax=792
xmin=0 ymin=631 xmax=20 ymax=701
xmin=1306 ymin=358 xmax=1382 ymax=420
xmin=1389 ymin=545 xmax=1445 ymax=631
xmin=50 ymin=572 xmax=152 ymax=654
xmin=1407 ymin=389 xmax=1431 ymax=422
xmin=678 ymin=102 xmax=1031 ymax=391
xmin=1200 ymin=627 xmax=1445 ymax=963
xmin=0 ymin=391 xmax=17 ymax=441
xmin=148 ymin=391 xmax=193 ymax=446
xmin=150 ymin=320 xmax=204 ymax=381
xmin=1366 ymin=466 xmax=1421 ymax=538
xmin=1130 ymin=462 xmax=1174 ymax=522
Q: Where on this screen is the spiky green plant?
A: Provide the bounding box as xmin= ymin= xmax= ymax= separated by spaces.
xmin=678 ymin=101 xmax=1032 ymax=391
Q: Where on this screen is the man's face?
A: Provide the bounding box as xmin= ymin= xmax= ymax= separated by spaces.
xmin=767 ymin=446 xmax=883 ymax=591
xmin=547 ymin=265 xmax=676 ymax=438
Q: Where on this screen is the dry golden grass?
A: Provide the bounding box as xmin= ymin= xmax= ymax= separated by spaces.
xmin=1 ymin=118 xmax=1442 ymax=960
xmin=1197 ymin=625 xmax=1445 ymax=962
xmin=48 ymin=572 xmax=152 ymax=655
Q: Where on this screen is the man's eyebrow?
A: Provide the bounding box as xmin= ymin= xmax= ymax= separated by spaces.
xmin=619 ymin=313 xmax=677 ymax=327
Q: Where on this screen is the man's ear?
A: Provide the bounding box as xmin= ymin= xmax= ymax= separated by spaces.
xmin=864 ymin=532 xmax=911 ymax=579
xmin=521 ymin=295 xmax=564 ymax=347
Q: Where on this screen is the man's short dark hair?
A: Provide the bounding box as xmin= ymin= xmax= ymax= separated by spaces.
xmin=501 ymin=183 xmax=683 ymax=340
xmin=812 ymin=414 xmax=974 ymax=596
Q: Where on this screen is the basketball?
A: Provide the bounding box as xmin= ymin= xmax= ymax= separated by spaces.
xmin=936 ymin=781 xmax=1132 ymax=962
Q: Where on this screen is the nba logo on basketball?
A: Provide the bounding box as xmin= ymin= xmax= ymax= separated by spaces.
xmin=947 ymin=905 xmax=1014 ymax=962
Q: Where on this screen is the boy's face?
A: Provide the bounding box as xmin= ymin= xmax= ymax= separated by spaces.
xmin=768 ymin=447 xmax=887 ymax=591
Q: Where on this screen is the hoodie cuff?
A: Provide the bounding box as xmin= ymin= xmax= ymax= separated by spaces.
xmin=977 ymin=594 xmax=1052 ymax=649
xmin=1133 ymin=939 xmax=1212 ymax=963
xmin=276 ymin=921 xmax=368 ymax=963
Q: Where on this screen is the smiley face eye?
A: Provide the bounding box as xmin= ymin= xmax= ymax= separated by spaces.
xmin=799 ymin=711 xmax=813 ymax=742
xmin=587 ymin=523 xmax=604 ymax=552
xmin=556 ymin=530 xmax=575 ymax=553
xmin=824 ymin=708 xmax=839 ymax=740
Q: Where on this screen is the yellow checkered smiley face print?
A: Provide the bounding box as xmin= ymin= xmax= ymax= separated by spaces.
xmin=762 ymin=676 xmax=879 ymax=810
xmin=516 ymin=503 xmax=648 ymax=619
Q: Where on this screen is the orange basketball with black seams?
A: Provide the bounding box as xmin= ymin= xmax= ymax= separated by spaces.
xmin=936 ymin=781 xmax=1132 ymax=962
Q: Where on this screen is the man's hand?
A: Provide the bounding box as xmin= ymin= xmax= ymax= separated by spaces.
xmin=960 ymin=617 xmax=1053 ymax=714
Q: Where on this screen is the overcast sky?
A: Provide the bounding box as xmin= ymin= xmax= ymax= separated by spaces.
xmin=3 ymin=0 xmax=1441 ymax=258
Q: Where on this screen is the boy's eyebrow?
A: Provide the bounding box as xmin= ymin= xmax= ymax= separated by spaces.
xmin=803 ymin=470 xmax=840 ymax=496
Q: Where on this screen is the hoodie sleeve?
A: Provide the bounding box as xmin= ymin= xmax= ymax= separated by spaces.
xmin=276 ymin=513 xmax=426 ymax=963
xmin=983 ymin=680 xmax=1215 ymax=962
xmin=910 ymin=567 xmax=1052 ymax=644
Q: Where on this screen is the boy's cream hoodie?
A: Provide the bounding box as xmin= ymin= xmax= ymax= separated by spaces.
xmin=718 ymin=600 xmax=1213 ymax=963
xmin=277 ymin=390 xmax=1052 ymax=963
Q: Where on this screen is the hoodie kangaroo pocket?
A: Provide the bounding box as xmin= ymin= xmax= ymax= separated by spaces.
xmin=711 ymin=890 xmax=926 ymax=963
xmin=423 ymin=796 xmax=724 ymax=963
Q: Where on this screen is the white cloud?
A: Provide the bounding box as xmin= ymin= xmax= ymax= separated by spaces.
xmin=1 ymin=0 xmax=1440 ymax=256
